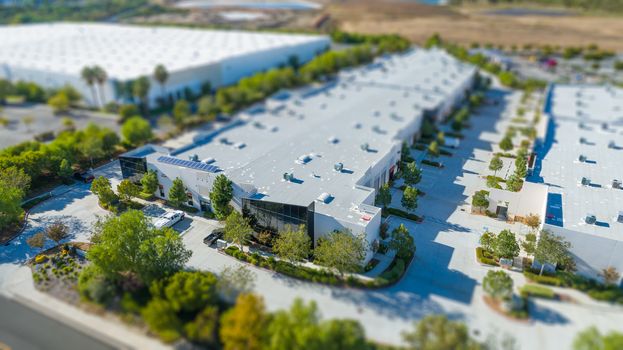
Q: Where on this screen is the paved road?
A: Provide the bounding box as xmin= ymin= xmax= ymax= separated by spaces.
xmin=0 ymin=295 xmax=121 ymax=350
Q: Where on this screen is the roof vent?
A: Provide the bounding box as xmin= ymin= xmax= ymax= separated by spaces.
xmin=581 ymin=177 xmax=591 ymax=186
xmin=317 ymin=192 xmax=333 ymax=204
xmin=618 ymin=211 xmax=623 ymax=223
xmin=233 ymin=142 xmax=246 ymax=149
xmin=585 ymin=214 xmax=597 ymax=225
xmin=602 ymin=123 xmax=609 ymax=130
xmin=283 ymin=172 xmax=294 ymax=182
xmin=374 ymin=110 xmax=381 ymax=117
xmin=353 ymin=122 xmax=362 ymax=129
xmin=578 ymin=154 xmax=587 ymax=162
xmin=203 ymin=157 xmax=215 ymax=164
xmin=296 ymin=154 xmax=312 ymax=164
xmin=189 ymin=154 xmax=199 ymax=162
xmin=328 ymin=136 xmax=339 ymax=144
xmin=613 ymin=179 xmax=622 ymax=189
xmin=360 ymin=143 xmax=369 ymax=151
xmin=334 ymin=162 xmax=344 ymax=172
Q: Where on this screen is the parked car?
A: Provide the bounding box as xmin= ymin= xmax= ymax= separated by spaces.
xmin=154 ymin=210 xmax=185 ymax=229
xmin=73 ymin=171 xmax=94 ymax=183
xmin=203 ymin=228 xmax=224 ymax=246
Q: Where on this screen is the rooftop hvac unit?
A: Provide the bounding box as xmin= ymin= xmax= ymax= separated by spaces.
xmin=609 ymin=141 xmax=616 ymax=149
xmin=334 ymin=162 xmax=344 ymax=172
xmin=602 ymin=123 xmax=609 ymax=130
xmin=203 ymin=157 xmax=215 ymax=164
xmin=581 ymin=177 xmax=591 ymax=186
xmin=579 ymin=137 xmax=587 ymax=144
xmin=317 ymin=192 xmax=332 ymax=204
xmin=585 ymin=214 xmax=597 ymax=225
xmin=328 ymin=136 xmax=339 ymax=144
xmin=360 ymin=143 xmax=369 ymax=151
xmin=618 ymin=212 xmax=623 ymax=223
xmin=283 ymin=172 xmax=294 ymax=182
xmin=613 ymin=179 xmax=622 ymax=189
xmin=189 ymin=154 xmax=199 ymax=162
xmin=578 ymin=155 xmax=587 ymax=162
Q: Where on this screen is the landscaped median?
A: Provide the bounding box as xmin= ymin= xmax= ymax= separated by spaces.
xmin=221 ymin=245 xmax=414 ymax=289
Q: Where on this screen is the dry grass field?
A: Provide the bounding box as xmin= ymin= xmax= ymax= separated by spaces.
xmin=323 ymin=0 xmax=623 ymax=50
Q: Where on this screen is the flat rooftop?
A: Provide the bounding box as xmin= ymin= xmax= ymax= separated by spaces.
xmin=536 ymin=84 xmax=623 ymax=239
xmin=143 ymin=48 xmax=475 ymax=223
xmin=0 ymin=23 xmax=328 ymax=80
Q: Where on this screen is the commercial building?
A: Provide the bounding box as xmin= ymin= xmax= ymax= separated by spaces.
xmin=532 ymin=84 xmax=623 ymax=284
xmin=120 ymin=48 xmax=476 ymax=262
xmin=0 ymin=23 xmax=329 ymax=107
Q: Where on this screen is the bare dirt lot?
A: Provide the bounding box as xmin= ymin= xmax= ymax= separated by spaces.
xmin=324 ymin=0 xmax=623 ymax=50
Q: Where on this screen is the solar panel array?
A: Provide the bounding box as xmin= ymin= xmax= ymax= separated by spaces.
xmin=157 ymin=156 xmax=220 ymax=173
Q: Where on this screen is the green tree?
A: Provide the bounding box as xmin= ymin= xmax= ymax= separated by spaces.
xmin=402 ymin=161 xmax=422 ymax=186
xmin=184 ymin=305 xmax=219 ymax=345
xmin=117 ymin=179 xmax=140 ymax=203
xmin=90 ymin=176 xmax=118 ymax=206
xmin=121 ymin=116 xmax=153 ymax=146
xmin=317 ymin=319 xmax=367 ymax=350
xmin=79 ymin=135 xmax=104 ymax=168
xmin=401 ymin=186 xmax=418 ymax=213
xmin=273 ymin=225 xmax=311 ymax=264
xmin=493 ymin=229 xmax=520 ymax=259
xmin=479 ymin=231 xmax=495 ymax=253
xmin=209 ymin=174 xmax=233 ymax=220
xmin=92 ymin=65 xmax=107 ymax=106
xmin=266 ymin=298 xmax=319 ymax=350
xmin=401 ymin=141 xmax=411 ymax=163
xmin=0 ymin=166 xmax=31 ymax=193
xmin=224 ymin=211 xmax=252 ymax=250
xmin=46 ymin=221 xmax=69 ymax=244
xmin=314 ymin=230 xmax=367 ymax=275
xmin=499 ymin=135 xmax=513 ymax=151
xmin=163 ymin=271 xmax=218 ymax=313
xmin=58 ymin=158 xmax=73 ymax=180
xmin=0 ymin=186 xmax=24 ymax=231
xmin=428 ymin=140 xmax=440 ymax=157
xmin=81 ymin=66 xmax=98 ymax=106
xmin=220 ymin=294 xmax=268 ymax=350
xmin=154 ymin=64 xmax=169 ymax=104
xmin=506 ymin=174 xmax=523 ymax=192
xmin=48 ymin=92 xmax=70 ymax=114
xmin=489 ymin=155 xmax=503 ymax=177
xmin=402 ymin=315 xmax=481 ymax=350
xmin=173 ymin=99 xmax=190 ymax=126
xmin=534 ymin=230 xmax=572 ymax=275
xmin=483 ymin=270 xmax=513 ymax=301
xmin=521 ymin=232 xmax=537 ymax=256
xmin=168 ymin=177 xmax=187 ymax=208
xmin=424 ymin=33 xmax=442 ymax=48
xmin=140 ymin=170 xmax=158 ymax=196
xmin=87 ymin=210 xmax=191 ymax=284
xmin=574 ymin=327 xmax=623 ymax=350
xmin=198 ymin=96 xmax=216 ymax=119
xmin=388 ymin=224 xmax=415 ymax=259
xmin=119 ymin=104 xmax=139 ymax=122
xmin=133 ymin=76 xmax=151 ymax=114
xmin=141 ymin=298 xmax=182 ymax=343
xmin=375 ymin=183 xmax=392 ymax=209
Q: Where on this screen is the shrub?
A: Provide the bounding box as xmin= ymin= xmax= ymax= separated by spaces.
xmin=475 ymin=247 xmax=498 ymax=266
xmin=34 ymin=255 xmax=48 ymax=264
xmin=523 ymin=270 xmax=564 ymax=287
xmin=78 ymin=265 xmax=115 ymax=304
xmin=383 ymin=207 xmax=423 ymax=222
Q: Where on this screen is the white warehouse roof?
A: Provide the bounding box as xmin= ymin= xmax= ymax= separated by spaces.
xmin=0 ymin=22 xmax=330 ymax=81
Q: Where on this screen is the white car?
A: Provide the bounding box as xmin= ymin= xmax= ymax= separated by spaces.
xmin=153 ymin=210 xmax=185 ymax=229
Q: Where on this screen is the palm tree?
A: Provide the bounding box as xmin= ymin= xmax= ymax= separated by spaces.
xmin=92 ymin=65 xmax=108 ymax=108
xmin=153 ymin=64 xmax=169 ymax=105
xmin=80 ymin=66 xmax=98 ymax=107
xmin=133 ymin=76 xmax=151 ymax=115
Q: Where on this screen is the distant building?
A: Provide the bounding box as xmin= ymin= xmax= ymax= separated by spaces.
xmin=0 ymin=23 xmax=330 ymax=107
xmin=120 ymin=49 xmax=476 ymax=262
xmin=533 ymin=84 xmax=623 ymax=285
xmin=469 ymin=48 xmax=513 ymax=71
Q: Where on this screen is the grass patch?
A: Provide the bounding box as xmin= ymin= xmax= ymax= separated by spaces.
xmin=495 ymin=152 xmax=517 ymax=159
xmin=519 ymin=284 xmax=556 ymax=299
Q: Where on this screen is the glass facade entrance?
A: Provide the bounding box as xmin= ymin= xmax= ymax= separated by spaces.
xmin=241 ymin=198 xmax=315 ymax=242
xmin=119 ymin=156 xmax=147 ymax=182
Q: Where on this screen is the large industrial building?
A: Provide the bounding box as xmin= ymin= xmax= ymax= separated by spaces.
xmin=0 ymin=23 xmax=330 ymax=107
xmin=120 ymin=48 xmax=476 ymax=262
xmin=533 ymin=84 xmax=623 ymax=284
